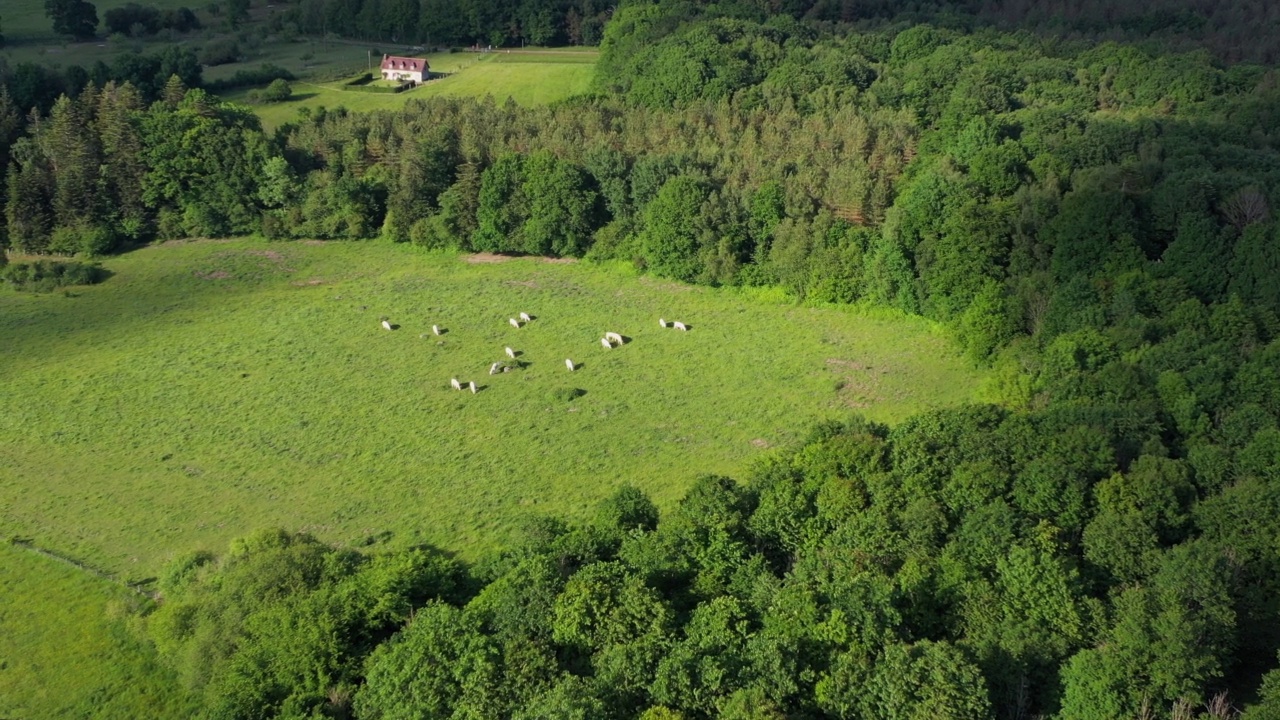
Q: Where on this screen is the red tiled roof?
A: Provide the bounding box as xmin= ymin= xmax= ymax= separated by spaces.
xmin=380 ymin=55 xmax=429 ymax=72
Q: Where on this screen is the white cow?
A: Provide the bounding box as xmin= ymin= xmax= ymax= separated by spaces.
xmin=469 ymin=381 xmax=477 ymax=394
xmin=451 ymin=378 xmax=461 ymax=391
xmin=659 ymin=318 xmax=667 ymax=328
xmin=505 ymin=346 xmax=516 ymax=359
xmin=674 ymin=321 xmax=688 ymax=331
xmin=565 ymin=359 xmax=575 ymax=371
xmin=509 ymin=318 xmax=521 ymax=329
xmin=601 ymin=337 xmax=613 ymax=349
xmin=605 ymin=332 xmax=623 ymax=344
xmin=489 ymin=362 xmax=500 ymax=375
xmin=381 ymin=320 xmax=392 ymax=331
xmin=520 ymin=312 xmax=532 ymax=322
xmin=433 ymin=324 xmax=441 ymax=336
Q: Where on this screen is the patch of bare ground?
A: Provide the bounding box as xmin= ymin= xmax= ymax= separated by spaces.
xmin=194 ymin=270 xmax=232 ymax=280
xmin=465 ymin=253 xmax=514 ymax=264
xmin=292 ymin=278 xmax=326 ymax=286
xmin=751 ymin=438 xmax=770 ymax=448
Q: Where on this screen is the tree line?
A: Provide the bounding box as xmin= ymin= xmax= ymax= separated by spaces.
xmin=31 ymin=0 xmax=613 ymax=48
xmin=6 ymin=17 xmax=1279 ymax=340
xmin=22 ymin=0 xmax=1280 ymax=60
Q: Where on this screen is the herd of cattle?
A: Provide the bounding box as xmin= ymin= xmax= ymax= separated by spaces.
xmin=379 ymin=311 xmax=690 ymax=393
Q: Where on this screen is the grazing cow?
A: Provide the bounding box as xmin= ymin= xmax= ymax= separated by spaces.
xmin=505 ymin=346 xmax=516 ymax=359
xmin=509 ymin=318 xmax=521 ymax=329
xmin=520 ymin=312 xmax=531 ymax=322
xmin=381 ymin=320 xmax=392 ymax=331
xmin=674 ymin=321 xmax=687 ymax=331
xmin=433 ymin=325 xmax=441 ymax=335
xmin=489 ymin=362 xmax=500 ymax=375
xmin=605 ymin=332 xmax=623 ymax=344
xmin=601 ymin=337 xmax=613 ymax=349
xmin=565 ymin=359 xmax=575 ymax=371
xmin=659 ymin=318 xmax=667 ymax=328
xmin=451 ymin=378 xmax=461 ymax=391
xmin=469 ymin=381 xmax=477 ymax=394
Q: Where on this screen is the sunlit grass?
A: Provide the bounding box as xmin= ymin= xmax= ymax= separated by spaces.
xmin=0 ymin=544 xmax=194 ymax=718
xmin=0 ymin=239 xmax=983 ymax=577
xmin=224 ymin=51 xmax=597 ymax=128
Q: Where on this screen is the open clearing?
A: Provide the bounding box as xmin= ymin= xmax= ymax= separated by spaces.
xmin=223 ymin=51 xmax=598 ymax=128
xmin=0 ymin=239 xmax=983 ymax=579
xmin=0 ymin=544 xmax=193 ymax=718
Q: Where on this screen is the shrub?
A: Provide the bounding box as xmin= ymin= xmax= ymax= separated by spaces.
xmin=48 ymin=224 xmax=118 ymax=256
xmin=161 ymin=7 xmax=201 ymax=33
xmin=259 ymin=78 xmax=292 ymax=102
xmin=105 ymin=3 xmax=162 ymax=36
xmin=203 ymin=64 xmax=294 ymax=92
xmin=199 ymin=39 xmax=240 ymax=66
xmin=259 ymin=211 xmax=288 ymax=240
xmin=2 ymin=260 xmax=108 ymax=292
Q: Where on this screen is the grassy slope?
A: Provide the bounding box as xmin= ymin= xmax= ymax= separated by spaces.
xmin=0 ymin=240 xmax=984 ymax=577
xmin=228 ymin=52 xmax=597 ymax=129
xmin=0 ymin=545 xmax=194 ymax=718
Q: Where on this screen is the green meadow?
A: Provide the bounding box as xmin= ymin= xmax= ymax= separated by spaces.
xmin=0 ymin=239 xmax=983 ymax=579
xmin=226 ymin=51 xmax=598 ymax=128
xmin=0 ymin=544 xmax=194 ymax=718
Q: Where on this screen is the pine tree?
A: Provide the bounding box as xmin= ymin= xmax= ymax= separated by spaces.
xmin=38 ymin=95 xmax=104 ymax=231
xmin=162 ymin=75 xmax=187 ymax=109
xmin=96 ymin=82 xmax=147 ymax=239
xmin=5 ymin=146 xmax=55 ymax=253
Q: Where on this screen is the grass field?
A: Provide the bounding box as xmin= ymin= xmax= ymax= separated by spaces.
xmin=225 ymin=50 xmax=598 ymax=128
xmin=0 ymin=239 xmax=984 ymax=581
xmin=0 ymin=544 xmax=194 ymax=718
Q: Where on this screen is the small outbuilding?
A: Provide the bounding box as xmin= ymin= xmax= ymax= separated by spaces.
xmin=380 ymin=55 xmax=429 ymax=84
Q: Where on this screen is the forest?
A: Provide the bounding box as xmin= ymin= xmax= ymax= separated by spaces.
xmin=4 ymin=0 xmax=1280 ymax=716
xmin=18 ymin=0 xmax=1280 ymax=59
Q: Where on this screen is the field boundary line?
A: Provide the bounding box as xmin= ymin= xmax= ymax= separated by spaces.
xmin=7 ymin=539 xmax=158 ymax=600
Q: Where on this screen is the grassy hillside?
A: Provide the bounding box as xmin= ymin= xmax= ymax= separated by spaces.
xmin=0 ymin=239 xmax=983 ymax=578
xmin=0 ymin=544 xmax=194 ymax=718
xmin=226 ymin=50 xmax=597 ymax=128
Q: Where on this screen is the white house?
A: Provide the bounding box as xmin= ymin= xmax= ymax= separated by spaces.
xmin=380 ymin=55 xmax=429 ymax=84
